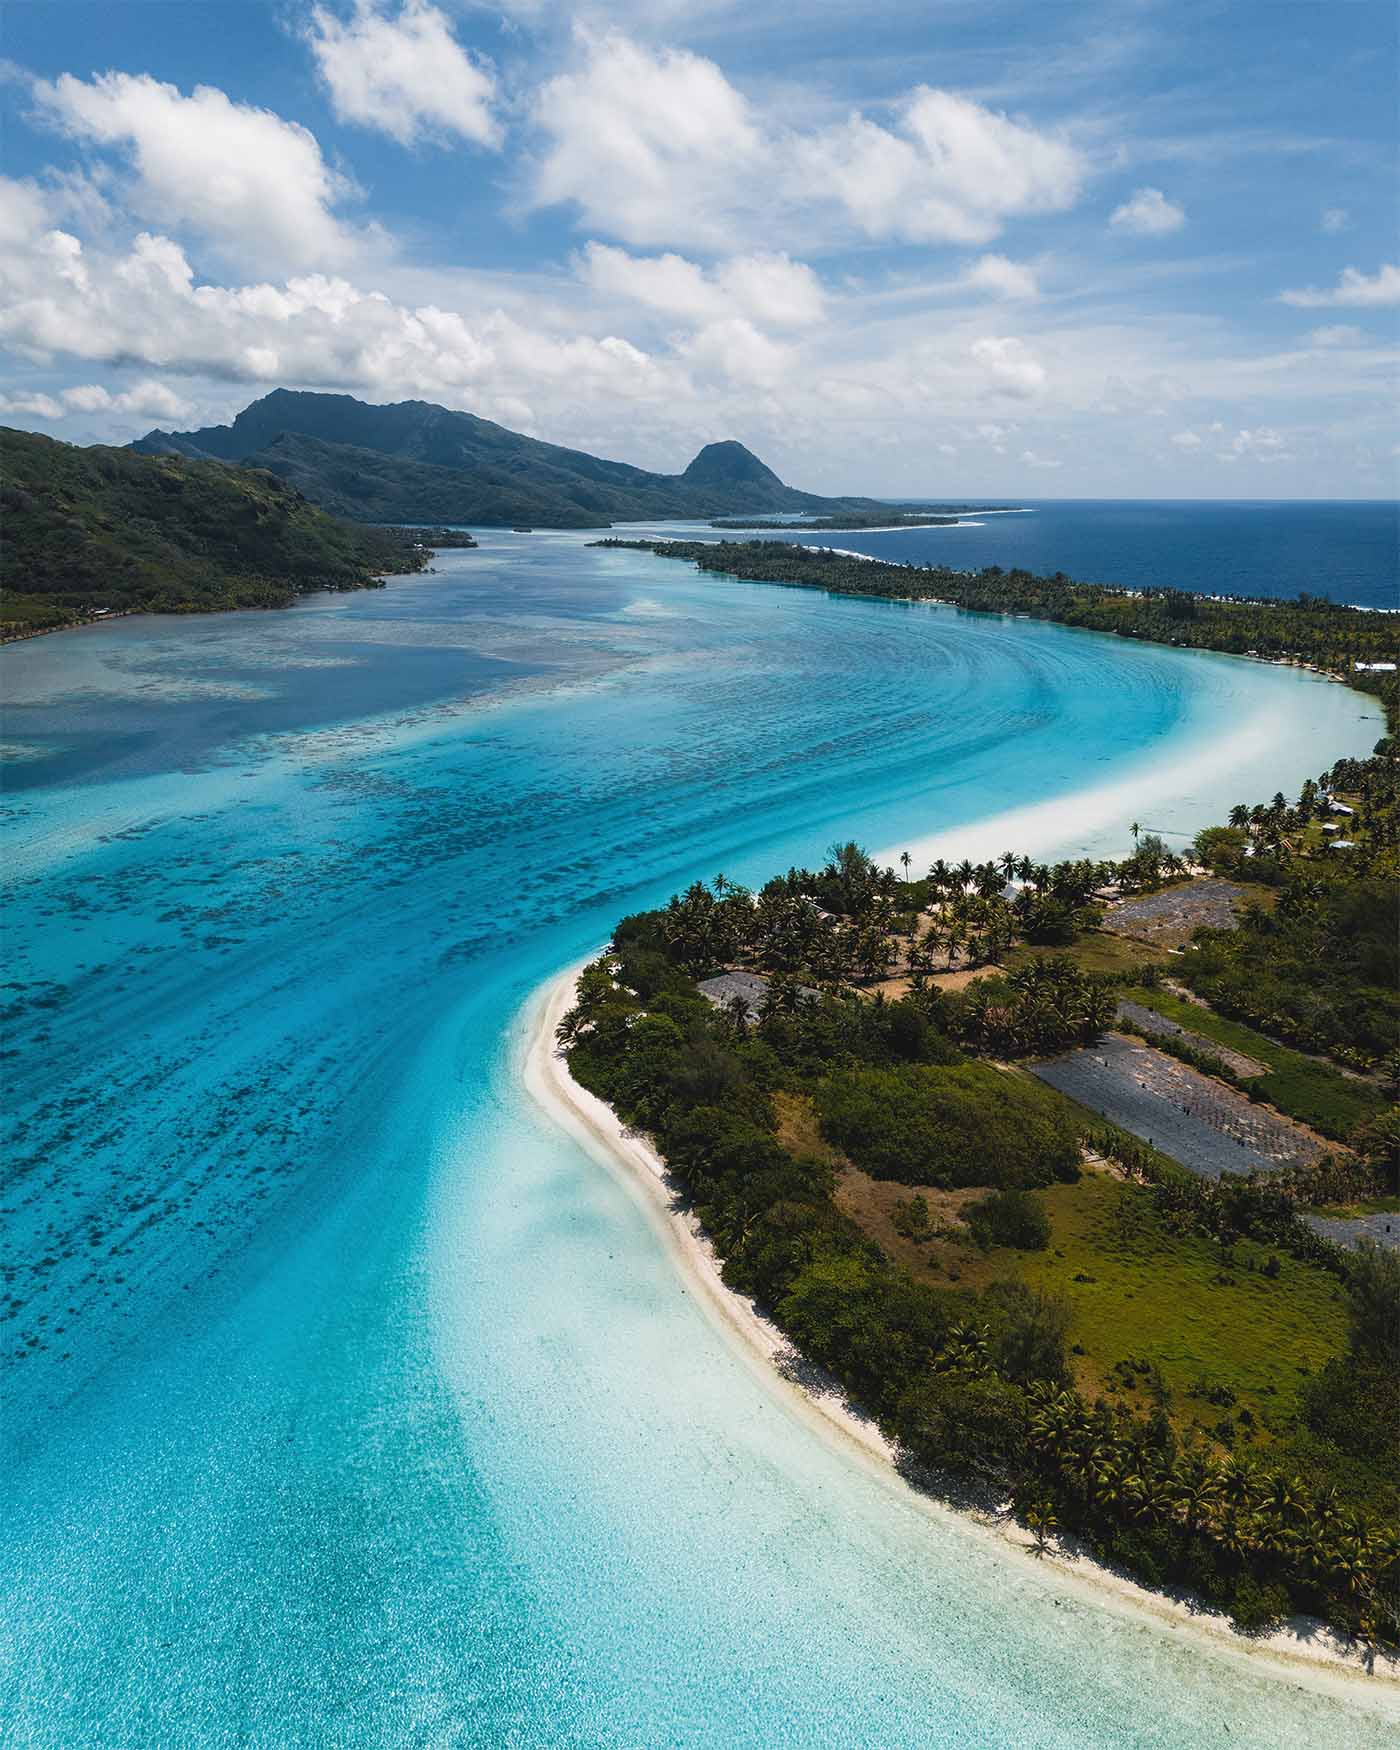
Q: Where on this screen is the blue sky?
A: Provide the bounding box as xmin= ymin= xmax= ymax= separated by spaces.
xmin=1 ymin=0 xmax=1395 ymax=495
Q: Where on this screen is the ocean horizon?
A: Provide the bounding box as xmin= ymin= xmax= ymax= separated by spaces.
xmin=614 ymin=498 xmax=1400 ymax=612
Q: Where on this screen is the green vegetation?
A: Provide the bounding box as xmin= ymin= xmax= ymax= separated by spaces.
xmin=1177 ymin=875 xmax=1398 ymax=1069
xmin=1016 ymin=1176 xmax=1348 ymax=1439
xmin=816 ymin=1063 xmax=1082 ymax=1188
xmin=1 ymin=426 xmax=428 ymax=637
xmin=562 ymin=828 xmax=1399 ymax=1642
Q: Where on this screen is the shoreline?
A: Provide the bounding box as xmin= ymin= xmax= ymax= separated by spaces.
xmin=871 ymin=691 xmax=1338 ymax=871
xmin=521 ymin=962 xmax=1400 ymax=1710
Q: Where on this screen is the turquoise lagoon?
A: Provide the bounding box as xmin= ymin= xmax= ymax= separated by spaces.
xmin=1 ymin=533 xmax=1393 ymax=1746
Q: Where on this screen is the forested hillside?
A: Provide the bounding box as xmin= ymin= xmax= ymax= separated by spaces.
xmin=131 ymin=389 xmax=886 ymax=527
xmin=1 ymin=427 xmax=428 ymax=637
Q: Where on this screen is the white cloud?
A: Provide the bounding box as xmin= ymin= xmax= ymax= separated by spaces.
xmin=970 ymin=335 xmax=1046 ymax=398
xmin=532 ymin=31 xmax=1085 ymax=251
xmin=31 ymin=72 xmax=356 ymax=271
xmin=1320 ymin=207 xmax=1349 ymax=233
xmin=1021 ymin=448 xmax=1061 ymax=469
xmin=1219 ymin=426 xmax=1288 ymax=462
xmin=580 ymin=242 xmax=824 ymax=328
xmin=307 ymin=2 xmax=499 ymax=148
xmin=717 ymin=253 xmax=826 ymax=328
xmin=0 ymin=390 xmax=64 ymax=419
xmin=1109 ymin=186 xmax=1185 ymax=236
xmin=0 ymin=179 xmax=686 ymax=423
xmin=1280 ymin=264 xmax=1400 ymax=308
xmin=962 ymin=254 xmax=1038 ymax=300
xmin=62 ymin=378 xmax=196 ymax=419
xmin=676 ymin=316 xmax=791 ymax=385
xmin=532 ymin=33 xmax=764 ymax=252
xmin=1309 ymin=324 xmax=1363 ymax=347
xmin=1170 ymin=428 xmax=1201 ymax=448
xmin=799 ymin=88 xmax=1084 ymax=247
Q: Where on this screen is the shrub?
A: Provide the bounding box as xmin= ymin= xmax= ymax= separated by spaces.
xmin=966 ymin=1189 xmax=1051 ymax=1251
xmin=815 ymin=1063 xmax=1080 ymax=1188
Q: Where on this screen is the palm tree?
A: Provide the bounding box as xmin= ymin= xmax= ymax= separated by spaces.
xmin=1025 ymin=1501 xmax=1058 ymax=1554
xmin=1130 ymin=820 xmax=1141 ymax=847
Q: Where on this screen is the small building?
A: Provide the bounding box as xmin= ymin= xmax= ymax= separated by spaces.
xmin=1328 ymin=801 xmax=1355 ymax=816
xmin=696 ymin=969 xmax=818 ymax=1022
xmin=1354 ymin=661 xmax=1397 ymax=673
xmin=697 ymin=970 xmax=773 ymax=1023
xmin=1327 ymin=839 xmax=1358 ymax=851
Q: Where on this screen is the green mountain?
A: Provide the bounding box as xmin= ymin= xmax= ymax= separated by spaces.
xmin=132 ymin=389 xmax=882 ymax=527
xmin=1 ymin=426 xmax=426 ymax=639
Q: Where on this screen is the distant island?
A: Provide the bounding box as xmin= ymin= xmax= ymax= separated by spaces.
xmin=129 ymin=389 xmax=901 ymax=529
xmin=710 ymin=513 xmax=959 ymax=530
xmin=710 ymin=506 xmax=1016 ymax=531
xmin=0 ymin=427 xmax=434 ymax=640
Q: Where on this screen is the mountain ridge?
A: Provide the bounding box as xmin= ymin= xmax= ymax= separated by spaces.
xmin=132 ymin=390 xmax=884 ymax=527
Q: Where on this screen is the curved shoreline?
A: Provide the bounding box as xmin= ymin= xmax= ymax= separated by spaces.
xmin=521 ymin=962 xmax=1400 ymax=1713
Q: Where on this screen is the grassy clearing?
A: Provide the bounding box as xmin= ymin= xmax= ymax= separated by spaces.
xmin=830 ymin=1159 xmax=1351 ymax=1443
xmin=1002 ymin=930 xmax=1168 ymax=979
xmin=1015 ymin=1176 xmax=1348 ymax=1443
xmin=1121 ymin=986 xmax=1385 ymax=1140
xmin=801 ymin=1055 xmax=1351 ymax=1446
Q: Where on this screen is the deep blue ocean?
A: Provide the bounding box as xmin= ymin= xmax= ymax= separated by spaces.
xmin=1 ymin=518 xmax=1395 ymax=1745
xmin=652 ymin=499 xmax=1397 ymax=610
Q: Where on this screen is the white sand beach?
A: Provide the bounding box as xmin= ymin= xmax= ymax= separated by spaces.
xmin=522 ymin=963 xmax=1400 ymax=1712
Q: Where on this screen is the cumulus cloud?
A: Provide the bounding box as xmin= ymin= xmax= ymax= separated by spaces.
xmin=1219 ymin=427 xmax=1288 ymax=462
xmin=62 ymin=378 xmax=196 ymax=419
xmin=31 ymin=72 xmax=356 ymax=271
xmin=306 ymin=2 xmax=499 ymax=148
xmin=798 ymin=88 xmax=1084 ymax=247
xmin=1109 ymin=187 xmax=1185 ymax=236
xmin=676 ymin=316 xmax=791 ymax=385
xmin=970 ymin=335 xmax=1046 ymax=397
xmin=0 ymin=390 xmax=65 ymax=419
xmin=1281 ymin=264 xmax=1400 ymax=308
xmin=0 ymin=176 xmax=685 ymax=422
xmin=532 ymin=31 xmax=1085 ymax=251
xmin=1320 ymin=207 xmax=1349 ymax=233
xmin=579 ymin=242 xmax=824 ymax=328
xmin=962 ymin=254 xmax=1038 ymax=299
xmin=1021 ymin=448 xmax=1060 ymax=469
xmin=532 ymin=34 xmax=763 ymax=251
xmin=1170 ymin=428 xmax=1202 ymax=449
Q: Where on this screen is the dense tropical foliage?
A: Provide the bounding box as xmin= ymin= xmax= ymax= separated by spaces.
xmin=1 ymin=426 xmax=431 ymax=637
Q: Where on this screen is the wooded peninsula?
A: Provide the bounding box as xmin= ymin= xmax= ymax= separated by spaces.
xmin=563 ymin=541 xmax=1399 ymax=1648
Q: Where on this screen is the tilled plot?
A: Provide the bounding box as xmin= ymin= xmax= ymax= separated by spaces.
xmin=1115 ymin=998 xmax=1268 ymax=1078
xmin=1102 ymin=878 xmax=1245 ymax=948
xmin=1031 ymin=1034 xmax=1328 ymax=1181
xmin=1304 ymin=1212 xmax=1400 ymax=1253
